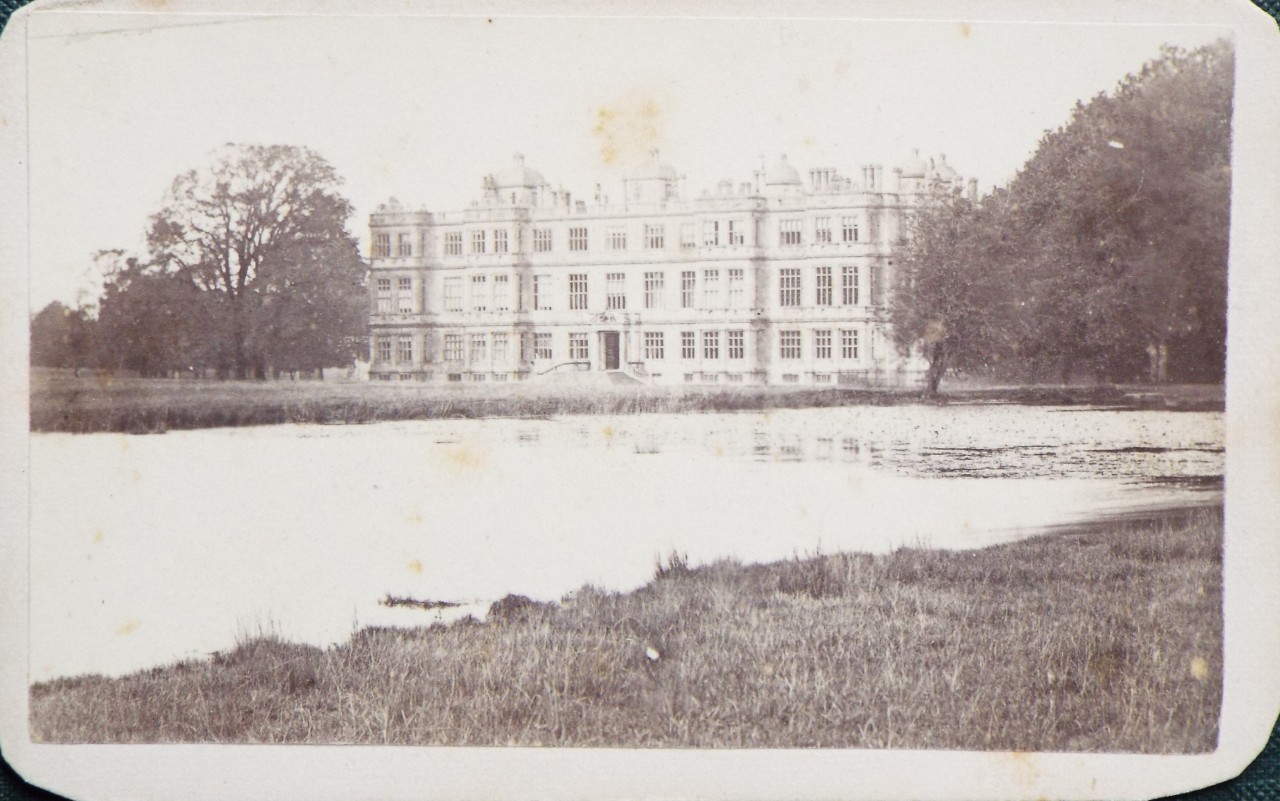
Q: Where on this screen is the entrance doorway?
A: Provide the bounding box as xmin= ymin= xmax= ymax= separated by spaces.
xmin=602 ymin=332 xmax=621 ymax=370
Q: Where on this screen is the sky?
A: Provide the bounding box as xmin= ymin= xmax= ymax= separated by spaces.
xmin=23 ymin=9 xmax=1230 ymax=310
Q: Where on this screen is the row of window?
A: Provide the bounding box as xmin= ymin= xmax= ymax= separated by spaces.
xmin=424 ymin=265 xmax=868 ymax=315
xmin=374 ymin=327 xmax=862 ymax=366
xmin=374 ymin=276 xmax=418 ymax=314
xmin=374 ymin=215 xmax=876 ymax=259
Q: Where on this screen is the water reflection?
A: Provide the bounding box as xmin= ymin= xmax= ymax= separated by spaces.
xmin=29 ymin=404 xmax=1223 ymax=679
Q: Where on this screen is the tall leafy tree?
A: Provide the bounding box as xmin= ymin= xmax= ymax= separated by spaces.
xmin=147 ymin=144 xmax=367 ymax=377
xmin=1004 ymin=40 xmax=1232 ymax=382
xmin=93 ymin=251 xmax=215 ymax=376
xmin=30 ymin=301 xmax=94 ymax=371
xmin=891 ymin=189 xmax=1024 ymax=395
xmin=892 ymin=39 xmax=1232 ymax=389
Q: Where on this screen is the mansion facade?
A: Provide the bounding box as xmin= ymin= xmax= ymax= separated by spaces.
xmin=367 ymin=150 xmax=970 ymax=386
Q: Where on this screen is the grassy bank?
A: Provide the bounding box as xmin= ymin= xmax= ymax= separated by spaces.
xmin=31 ymin=506 xmax=1222 ymax=751
xmin=29 ymin=372 xmax=1223 ymax=433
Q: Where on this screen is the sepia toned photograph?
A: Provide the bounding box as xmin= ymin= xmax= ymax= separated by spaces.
xmin=1 ymin=0 xmax=1278 ymax=799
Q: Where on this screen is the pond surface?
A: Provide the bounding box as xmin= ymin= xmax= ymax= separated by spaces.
xmin=29 ymin=404 xmax=1223 ymax=680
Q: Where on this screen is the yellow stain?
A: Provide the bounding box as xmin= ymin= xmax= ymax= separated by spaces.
xmin=958 ymin=21 xmax=972 ymax=38
xmin=115 ymin=619 xmax=140 ymax=636
xmin=1190 ymin=656 xmax=1209 ymax=681
xmin=601 ymin=425 xmax=616 ymax=443
xmin=444 ymin=446 xmax=486 ymax=472
xmin=92 ymin=529 xmax=105 ymax=544
xmin=591 ymin=90 xmax=667 ymax=168
xmin=408 ymin=560 xmax=424 ymax=575
xmin=406 ymin=510 xmax=423 ymax=525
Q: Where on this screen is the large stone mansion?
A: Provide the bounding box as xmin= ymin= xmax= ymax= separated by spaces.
xmin=367 ymin=150 xmax=970 ymax=386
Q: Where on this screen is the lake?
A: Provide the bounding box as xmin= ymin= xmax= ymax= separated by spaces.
xmin=29 ymin=404 xmax=1223 ymax=681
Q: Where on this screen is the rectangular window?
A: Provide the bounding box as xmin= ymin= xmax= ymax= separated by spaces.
xmin=520 ymin=332 xmax=532 ymax=362
xmin=702 ymin=269 xmax=721 ymax=308
xmin=779 ymin=268 xmax=801 ymax=307
xmin=534 ymin=333 xmax=552 ymax=361
xmin=728 ymin=220 xmax=744 ymax=246
xmin=569 ymin=273 xmax=588 ymax=311
xmin=443 ymin=277 xmax=462 ymax=312
xmin=470 ymin=334 xmax=487 ymax=364
xmin=397 ymin=335 xmax=414 ymax=364
xmin=533 ymin=228 xmax=552 ymax=252
xmin=681 ymin=270 xmax=695 ymax=308
xmin=814 ymin=329 xmax=832 ymax=359
xmin=842 ymin=216 xmax=859 ymax=243
xmin=444 ymin=232 xmax=463 ymax=256
xmin=681 ymin=331 xmax=696 ymax=360
xmin=569 ymin=333 xmax=589 ymax=361
xmin=493 ymin=229 xmax=509 ymax=254
xmin=471 ymin=230 xmax=487 ymax=254
xmin=443 ymin=334 xmax=463 ymax=362
xmin=398 ymin=233 xmax=412 ymax=257
xmin=841 ymin=328 xmax=859 ymax=359
xmin=470 ymin=373 xmax=486 ymax=383
xmin=471 ymin=274 xmax=488 ymax=311
xmin=727 ymin=373 xmax=743 ymax=383
xmin=680 ymin=222 xmax=696 ymax=249
xmin=608 ymin=226 xmax=627 ymax=251
xmin=644 ymin=331 xmax=665 ymax=360
xmin=606 ymin=273 xmax=626 ymax=310
xmin=644 ymin=272 xmax=665 ymax=309
xmin=376 ymin=337 xmax=392 ymax=363
xmin=569 ymin=227 xmax=588 ymax=252
xmin=398 ymin=277 xmax=414 ymax=313
xmin=727 ymin=330 xmax=745 ymax=359
xmin=534 ymin=274 xmax=551 ymax=311
xmin=728 ymin=268 xmax=745 ymax=308
xmin=645 ymin=224 xmax=665 ymax=250
xmin=373 ymin=233 xmax=391 ymax=258
xmin=780 ymin=330 xmax=801 ymax=359
xmin=376 ymin=278 xmax=392 ymax=313
xmin=493 ymin=274 xmax=511 ymax=311
xmin=816 ymin=266 xmax=833 ymax=306
xmin=780 ymin=219 xmax=803 ymax=246
xmin=814 ymin=217 xmax=832 ymax=244
xmin=703 ymin=330 xmax=720 ymax=360
xmin=842 ymin=265 xmax=859 ymax=305
xmin=703 ymin=220 xmax=720 ymax=247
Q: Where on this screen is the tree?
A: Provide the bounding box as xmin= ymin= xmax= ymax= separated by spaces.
xmin=891 ymin=189 xmax=1025 ymax=395
xmin=1003 ymin=40 xmax=1232 ymax=383
xmin=93 ymin=251 xmax=216 ymax=376
xmin=893 ymin=39 xmax=1233 ymax=390
xmin=147 ymin=144 xmax=367 ymax=378
xmin=30 ymin=301 xmax=93 ymax=371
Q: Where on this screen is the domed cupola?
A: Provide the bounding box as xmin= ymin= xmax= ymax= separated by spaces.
xmin=765 ymin=154 xmax=802 ymax=187
xmin=627 ymin=149 xmax=680 ymax=202
xmin=494 ymin=153 xmax=547 ymax=189
xmin=630 ymin=149 xmax=679 ymax=182
xmin=934 ymin=153 xmax=960 ymax=182
xmin=899 ymin=148 xmax=929 ymax=180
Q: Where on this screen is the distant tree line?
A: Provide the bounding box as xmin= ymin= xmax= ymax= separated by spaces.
xmin=893 ymin=39 xmax=1232 ymax=394
xmin=31 ymin=145 xmax=369 ymax=379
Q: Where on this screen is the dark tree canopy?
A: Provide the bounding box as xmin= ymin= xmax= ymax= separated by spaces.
xmin=146 ymin=144 xmax=368 ymax=377
xmin=30 ymin=301 xmax=92 ymax=371
xmin=893 ymin=39 xmax=1232 ymax=393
